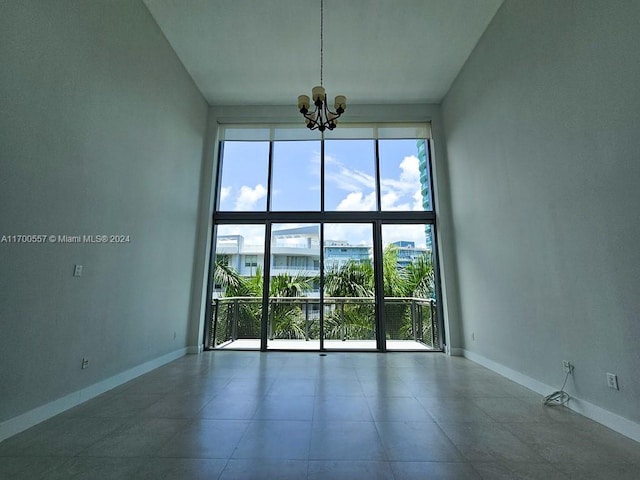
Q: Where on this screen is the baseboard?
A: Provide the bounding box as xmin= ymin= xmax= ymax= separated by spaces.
xmin=187 ymin=345 xmax=203 ymax=354
xmin=461 ymin=349 xmax=640 ymax=443
xmin=0 ymin=347 xmax=187 ymax=443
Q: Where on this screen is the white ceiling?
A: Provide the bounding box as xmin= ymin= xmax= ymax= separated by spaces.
xmin=143 ymin=0 xmax=503 ymax=106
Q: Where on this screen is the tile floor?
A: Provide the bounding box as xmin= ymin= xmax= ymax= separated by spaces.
xmin=1 ymin=351 xmax=639 ymax=479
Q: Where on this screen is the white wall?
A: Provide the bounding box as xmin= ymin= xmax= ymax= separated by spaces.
xmin=442 ymin=0 xmax=640 ymax=427
xmin=0 ymin=0 xmax=208 ymax=428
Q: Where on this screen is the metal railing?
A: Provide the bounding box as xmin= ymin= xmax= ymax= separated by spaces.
xmin=384 ymin=297 xmax=438 ymax=346
xmin=209 ymin=296 xmax=438 ymax=349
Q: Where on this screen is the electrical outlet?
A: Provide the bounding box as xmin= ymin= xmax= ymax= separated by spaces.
xmin=73 ymin=264 xmax=83 ymax=277
xmin=81 ymin=358 xmax=89 ymax=369
xmin=562 ymin=361 xmax=574 ymax=374
xmin=606 ymin=372 xmax=619 ymax=390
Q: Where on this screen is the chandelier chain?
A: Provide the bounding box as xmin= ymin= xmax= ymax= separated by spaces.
xmin=320 ymin=0 xmax=323 ymax=86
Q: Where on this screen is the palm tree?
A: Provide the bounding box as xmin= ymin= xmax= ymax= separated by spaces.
xmin=269 ymin=272 xmax=315 ymax=339
xmin=212 ymin=260 xmax=263 ymax=341
xmin=382 ymin=245 xmax=407 ymax=297
xmin=212 ymin=248 xmax=435 ymax=344
xmin=324 ymin=260 xmax=374 ymax=297
xmin=380 ymin=245 xmax=411 ymax=339
xmin=405 ymin=253 xmax=434 ymax=299
xmin=399 ymin=253 xmax=435 ymax=342
xmin=213 ymin=260 xmax=244 ymax=296
xmin=378 ymin=247 xmax=436 ymax=342
xmin=324 ymin=260 xmax=375 ymax=340
xmin=269 ymin=272 xmax=314 ymax=297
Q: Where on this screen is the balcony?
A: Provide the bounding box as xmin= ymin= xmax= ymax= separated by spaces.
xmin=208 ymin=296 xmax=439 ymax=351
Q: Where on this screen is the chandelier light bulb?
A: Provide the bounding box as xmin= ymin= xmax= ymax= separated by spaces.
xmin=312 ymin=86 xmax=325 ymax=105
xmin=298 ymin=95 xmax=310 ymax=113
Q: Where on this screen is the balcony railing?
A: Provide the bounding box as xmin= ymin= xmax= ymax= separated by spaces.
xmin=208 ymin=296 xmax=438 ymax=350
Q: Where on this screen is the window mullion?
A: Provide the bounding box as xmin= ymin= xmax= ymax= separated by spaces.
xmin=320 ymin=137 xmax=325 ymax=212
xmin=266 ymin=141 xmax=274 ymax=212
xmin=375 ymin=139 xmax=382 ymax=212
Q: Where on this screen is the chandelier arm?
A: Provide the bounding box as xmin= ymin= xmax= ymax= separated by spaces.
xmin=303 ymin=110 xmax=320 ymax=129
xmin=325 ymin=107 xmax=340 ymax=116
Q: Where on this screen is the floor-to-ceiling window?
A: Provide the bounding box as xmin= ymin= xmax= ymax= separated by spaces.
xmin=205 ymin=124 xmax=443 ymax=352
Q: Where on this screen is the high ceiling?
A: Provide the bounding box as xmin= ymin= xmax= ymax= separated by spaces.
xmin=143 ymin=0 xmax=503 ymax=106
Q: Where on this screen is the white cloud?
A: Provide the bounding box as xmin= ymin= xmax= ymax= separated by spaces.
xmin=310 ymin=150 xmax=322 ymax=171
xmin=220 ymin=186 xmax=231 ymax=202
xmin=324 ymin=223 xmax=373 ymax=245
xmin=376 ymin=155 xmax=423 ymax=210
xmin=234 ymin=184 xmax=267 ymax=211
xmin=413 ymin=189 xmax=424 ymax=211
xmin=399 ymin=155 xmax=420 ymax=184
xmin=216 ymin=224 xmax=266 ymax=249
xmin=382 ymin=224 xmax=430 ymax=249
xmin=325 ymin=154 xmax=376 ymax=192
xmin=380 ymin=155 xmax=420 ymax=190
xmin=380 ymin=191 xmax=406 ymax=211
xmin=324 ymin=151 xmax=425 ymax=212
xmin=336 ymin=191 xmax=377 ymax=211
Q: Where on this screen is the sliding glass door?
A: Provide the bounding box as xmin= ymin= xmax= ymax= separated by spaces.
xmin=323 ymin=223 xmax=376 ymax=350
xmin=209 ymin=224 xmax=265 ymax=349
xmin=267 ymin=224 xmax=321 ymax=350
xmin=381 ymin=224 xmax=439 ymax=351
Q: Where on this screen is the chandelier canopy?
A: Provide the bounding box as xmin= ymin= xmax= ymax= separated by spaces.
xmin=297 ymin=0 xmax=346 ymax=132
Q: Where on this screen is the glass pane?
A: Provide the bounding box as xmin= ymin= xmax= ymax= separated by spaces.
xmin=268 ymin=224 xmax=321 ymax=349
xmin=381 ymin=224 xmax=438 ymax=350
xmin=323 ymin=223 xmax=376 ymax=349
xmin=217 ymin=141 xmax=269 ymax=211
xmin=324 ymin=140 xmax=377 ymax=211
xmin=271 ymin=141 xmax=321 ymax=211
xmin=378 ymin=139 xmax=432 ymax=211
xmin=209 ymin=224 xmax=265 ymax=349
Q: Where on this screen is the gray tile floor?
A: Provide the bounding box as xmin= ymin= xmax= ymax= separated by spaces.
xmin=1 ymin=351 xmax=639 ymax=479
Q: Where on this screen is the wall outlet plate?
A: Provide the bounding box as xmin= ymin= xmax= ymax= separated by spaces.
xmin=81 ymin=358 xmax=89 ymax=369
xmin=562 ymin=360 xmax=574 ymax=374
xmin=606 ymin=372 xmax=619 ymax=390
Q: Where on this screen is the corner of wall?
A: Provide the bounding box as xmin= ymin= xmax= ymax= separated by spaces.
xmin=429 ymin=106 xmax=465 ymax=354
xmin=0 ymin=348 xmax=187 ymax=443
xmin=186 ymin=108 xmax=221 ymax=351
xmin=462 ymin=349 xmax=640 ymax=443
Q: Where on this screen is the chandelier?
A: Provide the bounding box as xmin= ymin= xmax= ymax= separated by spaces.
xmin=297 ymin=0 xmax=346 ymax=131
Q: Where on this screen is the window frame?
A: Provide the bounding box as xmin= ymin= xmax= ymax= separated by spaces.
xmin=205 ymin=124 xmax=444 ymax=352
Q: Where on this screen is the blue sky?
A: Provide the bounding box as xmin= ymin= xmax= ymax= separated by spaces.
xmin=218 ymin=139 xmax=427 ymax=212
xmin=216 ymin=139 xmax=432 ymax=248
